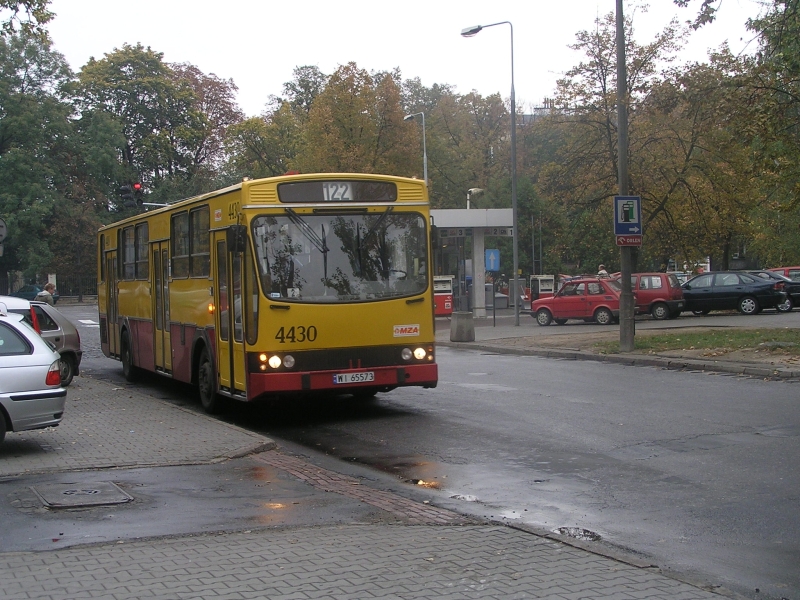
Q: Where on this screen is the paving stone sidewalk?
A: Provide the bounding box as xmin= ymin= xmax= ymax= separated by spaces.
xmin=0 ymin=525 xmax=720 ymax=600
xmin=0 ymin=374 xmax=272 ymax=477
xmin=0 ymin=374 xmax=726 ymax=599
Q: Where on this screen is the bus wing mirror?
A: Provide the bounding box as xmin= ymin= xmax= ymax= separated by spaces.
xmin=227 ymin=225 xmax=247 ymax=253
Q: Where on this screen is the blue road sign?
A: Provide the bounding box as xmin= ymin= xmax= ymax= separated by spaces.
xmin=485 ymin=249 xmax=500 ymax=272
xmin=614 ymin=196 xmax=642 ymax=236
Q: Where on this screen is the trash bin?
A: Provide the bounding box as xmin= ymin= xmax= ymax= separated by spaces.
xmin=450 ymin=311 xmax=475 ymax=342
xmin=493 ymin=293 xmax=509 ymax=309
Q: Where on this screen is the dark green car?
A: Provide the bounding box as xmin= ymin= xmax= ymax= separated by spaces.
xmin=11 ymin=284 xmax=60 ymax=304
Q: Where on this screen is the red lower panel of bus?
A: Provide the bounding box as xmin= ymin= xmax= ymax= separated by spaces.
xmin=247 ymin=363 xmax=438 ymax=398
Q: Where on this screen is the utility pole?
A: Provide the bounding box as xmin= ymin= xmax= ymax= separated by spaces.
xmin=617 ymin=0 xmax=635 ymax=352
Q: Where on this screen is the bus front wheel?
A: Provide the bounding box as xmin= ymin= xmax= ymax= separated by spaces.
xmin=197 ymin=347 xmax=221 ymax=414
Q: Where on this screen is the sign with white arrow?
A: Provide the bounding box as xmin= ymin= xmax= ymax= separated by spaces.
xmin=614 ymin=196 xmax=642 ymax=236
xmin=485 ymin=249 xmax=500 ymax=272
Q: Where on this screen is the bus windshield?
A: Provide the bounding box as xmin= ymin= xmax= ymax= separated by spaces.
xmin=252 ymin=210 xmax=428 ymax=303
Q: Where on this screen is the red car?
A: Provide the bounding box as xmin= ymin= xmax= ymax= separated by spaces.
xmin=617 ymin=272 xmax=685 ymax=320
xmin=531 ymin=278 xmax=621 ymax=326
xmin=768 ymin=266 xmax=800 ymax=282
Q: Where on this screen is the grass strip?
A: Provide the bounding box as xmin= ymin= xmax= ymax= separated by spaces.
xmin=594 ymin=328 xmax=800 ymax=355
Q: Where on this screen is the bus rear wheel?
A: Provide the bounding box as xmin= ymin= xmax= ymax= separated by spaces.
xmin=121 ymin=331 xmax=137 ymax=382
xmin=197 ymin=347 xmax=222 ymax=414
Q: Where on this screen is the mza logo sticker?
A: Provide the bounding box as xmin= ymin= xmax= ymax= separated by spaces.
xmin=393 ymin=324 xmax=420 ymax=337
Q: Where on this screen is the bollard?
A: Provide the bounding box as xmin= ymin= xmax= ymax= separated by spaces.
xmin=450 ymin=311 xmax=475 ymax=342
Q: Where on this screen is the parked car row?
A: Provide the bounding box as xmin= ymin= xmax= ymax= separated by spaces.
xmin=0 ymin=296 xmax=82 ymax=385
xmin=681 ymin=271 xmax=787 ymax=315
xmin=531 ymin=270 xmax=791 ymax=326
xmin=0 ymin=302 xmax=67 ymax=444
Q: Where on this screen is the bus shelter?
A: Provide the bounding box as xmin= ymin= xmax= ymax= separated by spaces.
xmin=430 ymin=208 xmax=513 ymax=318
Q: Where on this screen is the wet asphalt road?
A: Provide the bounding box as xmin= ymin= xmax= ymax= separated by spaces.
xmin=63 ymin=304 xmax=800 ymax=600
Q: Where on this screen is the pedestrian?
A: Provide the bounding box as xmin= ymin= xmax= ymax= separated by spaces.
xmin=35 ymin=282 xmax=56 ymax=305
xmin=597 ymin=264 xmax=609 ymax=278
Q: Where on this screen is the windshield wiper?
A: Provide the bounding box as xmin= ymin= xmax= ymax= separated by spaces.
xmin=286 ymin=209 xmax=330 ymax=279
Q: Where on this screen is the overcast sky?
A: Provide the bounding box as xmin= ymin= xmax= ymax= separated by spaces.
xmin=47 ymin=0 xmax=763 ymax=117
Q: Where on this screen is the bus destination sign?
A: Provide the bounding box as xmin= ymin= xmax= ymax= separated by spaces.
xmin=278 ymin=180 xmax=398 ymax=203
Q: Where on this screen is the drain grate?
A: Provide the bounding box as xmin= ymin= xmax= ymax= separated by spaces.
xmin=31 ymin=481 xmax=133 ymax=508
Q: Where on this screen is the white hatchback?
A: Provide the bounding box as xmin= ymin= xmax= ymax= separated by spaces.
xmin=0 ymin=303 xmax=66 ymax=443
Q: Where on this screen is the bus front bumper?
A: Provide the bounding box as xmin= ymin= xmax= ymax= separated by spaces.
xmin=248 ymin=363 xmax=438 ymax=397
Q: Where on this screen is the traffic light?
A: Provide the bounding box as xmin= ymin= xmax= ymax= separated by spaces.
xmin=118 ymin=185 xmax=136 ymax=208
xmin=133 ymin=182 xmax=143 ymax=202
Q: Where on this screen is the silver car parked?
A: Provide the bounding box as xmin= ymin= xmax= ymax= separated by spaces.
xmin=0 ymin=305 xmax=67 ymax=444
xmin=0 ymin=295 xmax=82 ymax=386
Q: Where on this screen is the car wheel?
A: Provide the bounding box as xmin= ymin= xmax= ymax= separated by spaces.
xmin=59 ymin=355 xmax=75 ymax=387
xmin=651 ymin=302 xmax=669 ymax=321
xmin=0 ymin=411 xmax=6 ymax=443
xmin=120 ymin=331 xmax=137 ymax=382
xmin=554 ymin=318 xmax=568 ymax=325
xmin=536 ymin=309 xmax=553 ymax=326
xmin=777 ymin=296 xmax=793 ymax=312
xmin=594 ymin=307 xmax=613 ymax=325
xmin=692 ymin=309 xmax=711 ymax=316
xmin=197 ymin=347 xmax=221 ymax=414
xmin=738 ymin=296 xmax=759 ymax=315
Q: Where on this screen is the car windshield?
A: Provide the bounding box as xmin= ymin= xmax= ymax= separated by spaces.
xmin=251 ymin=210 xmax=428 ymax=303
xmin=605 ymin=279 xmax=622 ymax=292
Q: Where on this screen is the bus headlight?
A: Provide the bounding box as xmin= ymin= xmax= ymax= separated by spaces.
xmin=401 ymin=348 xmax=413 ymax=361
xmin=413 ymin=347 xmax=427 ymax=360
xmin=282 ymin=355 xmax=295 ymax=368
xmin=268 ymin=355 xmax=282 ymax=369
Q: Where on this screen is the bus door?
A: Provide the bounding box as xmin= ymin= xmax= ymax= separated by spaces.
xmin=105 ymin=250 xmax=119 ymax=356
xmin=152 ymin=241 xmax=171 ymax=373
xmin=213 ymin=230 xmax=247 ymax=397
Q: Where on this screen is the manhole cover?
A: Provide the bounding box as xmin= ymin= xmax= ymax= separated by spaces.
xmin=31 ymin=481 xmax=133 ymax=508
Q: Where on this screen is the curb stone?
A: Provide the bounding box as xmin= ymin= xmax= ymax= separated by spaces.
xmin=440 ymin=341 xmax=800 ymax=380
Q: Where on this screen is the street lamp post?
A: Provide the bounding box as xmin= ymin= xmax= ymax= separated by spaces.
xmin=466 ymin=187 xmax=483 ymax=209
xmin=461 ymin=21 xmax=520 ymax=325
xmin=404 ymin=112 xmax=428 ymax=185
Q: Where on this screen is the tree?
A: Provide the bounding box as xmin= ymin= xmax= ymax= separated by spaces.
xmin=296 ymin=63 xmax=417 ymax=175
xmin=222 ymin=66 xmax=326 ymax=181
xmin=742 ymin=0 xmax=800 ymax=264
xmin=76 ymin=44 xmax=207 ymax=199
xmin=0 ymin=31 xmax=76 ymax=277
xmin=533 ymin=9 xmax=687 ymax=271
xmin=0 ymin=0 xmax=52 ymax=38
xmin=170 ymin=62 xmax=244 ymax=176
xmin=282 ymin=64 xmax=327 ymax=119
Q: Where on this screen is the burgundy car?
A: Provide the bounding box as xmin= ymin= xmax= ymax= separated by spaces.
xmin=531 ymin=278 xmax=621 ymax=326
xmin=619 ymin=272 xmax=685 ymax=320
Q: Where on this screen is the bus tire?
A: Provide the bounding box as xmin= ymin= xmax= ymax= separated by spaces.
xmin=197 ymin=347 xmax=221 ymax=414
xmin=121 ymin=331 xmax=137 ymax=382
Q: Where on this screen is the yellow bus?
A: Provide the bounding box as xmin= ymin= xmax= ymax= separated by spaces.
xmin=97 ymin=173 xmax=437 ymax=413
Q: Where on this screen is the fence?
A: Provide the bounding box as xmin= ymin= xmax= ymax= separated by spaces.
xmin=5 ymin=273 xmax=97 ymax=302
